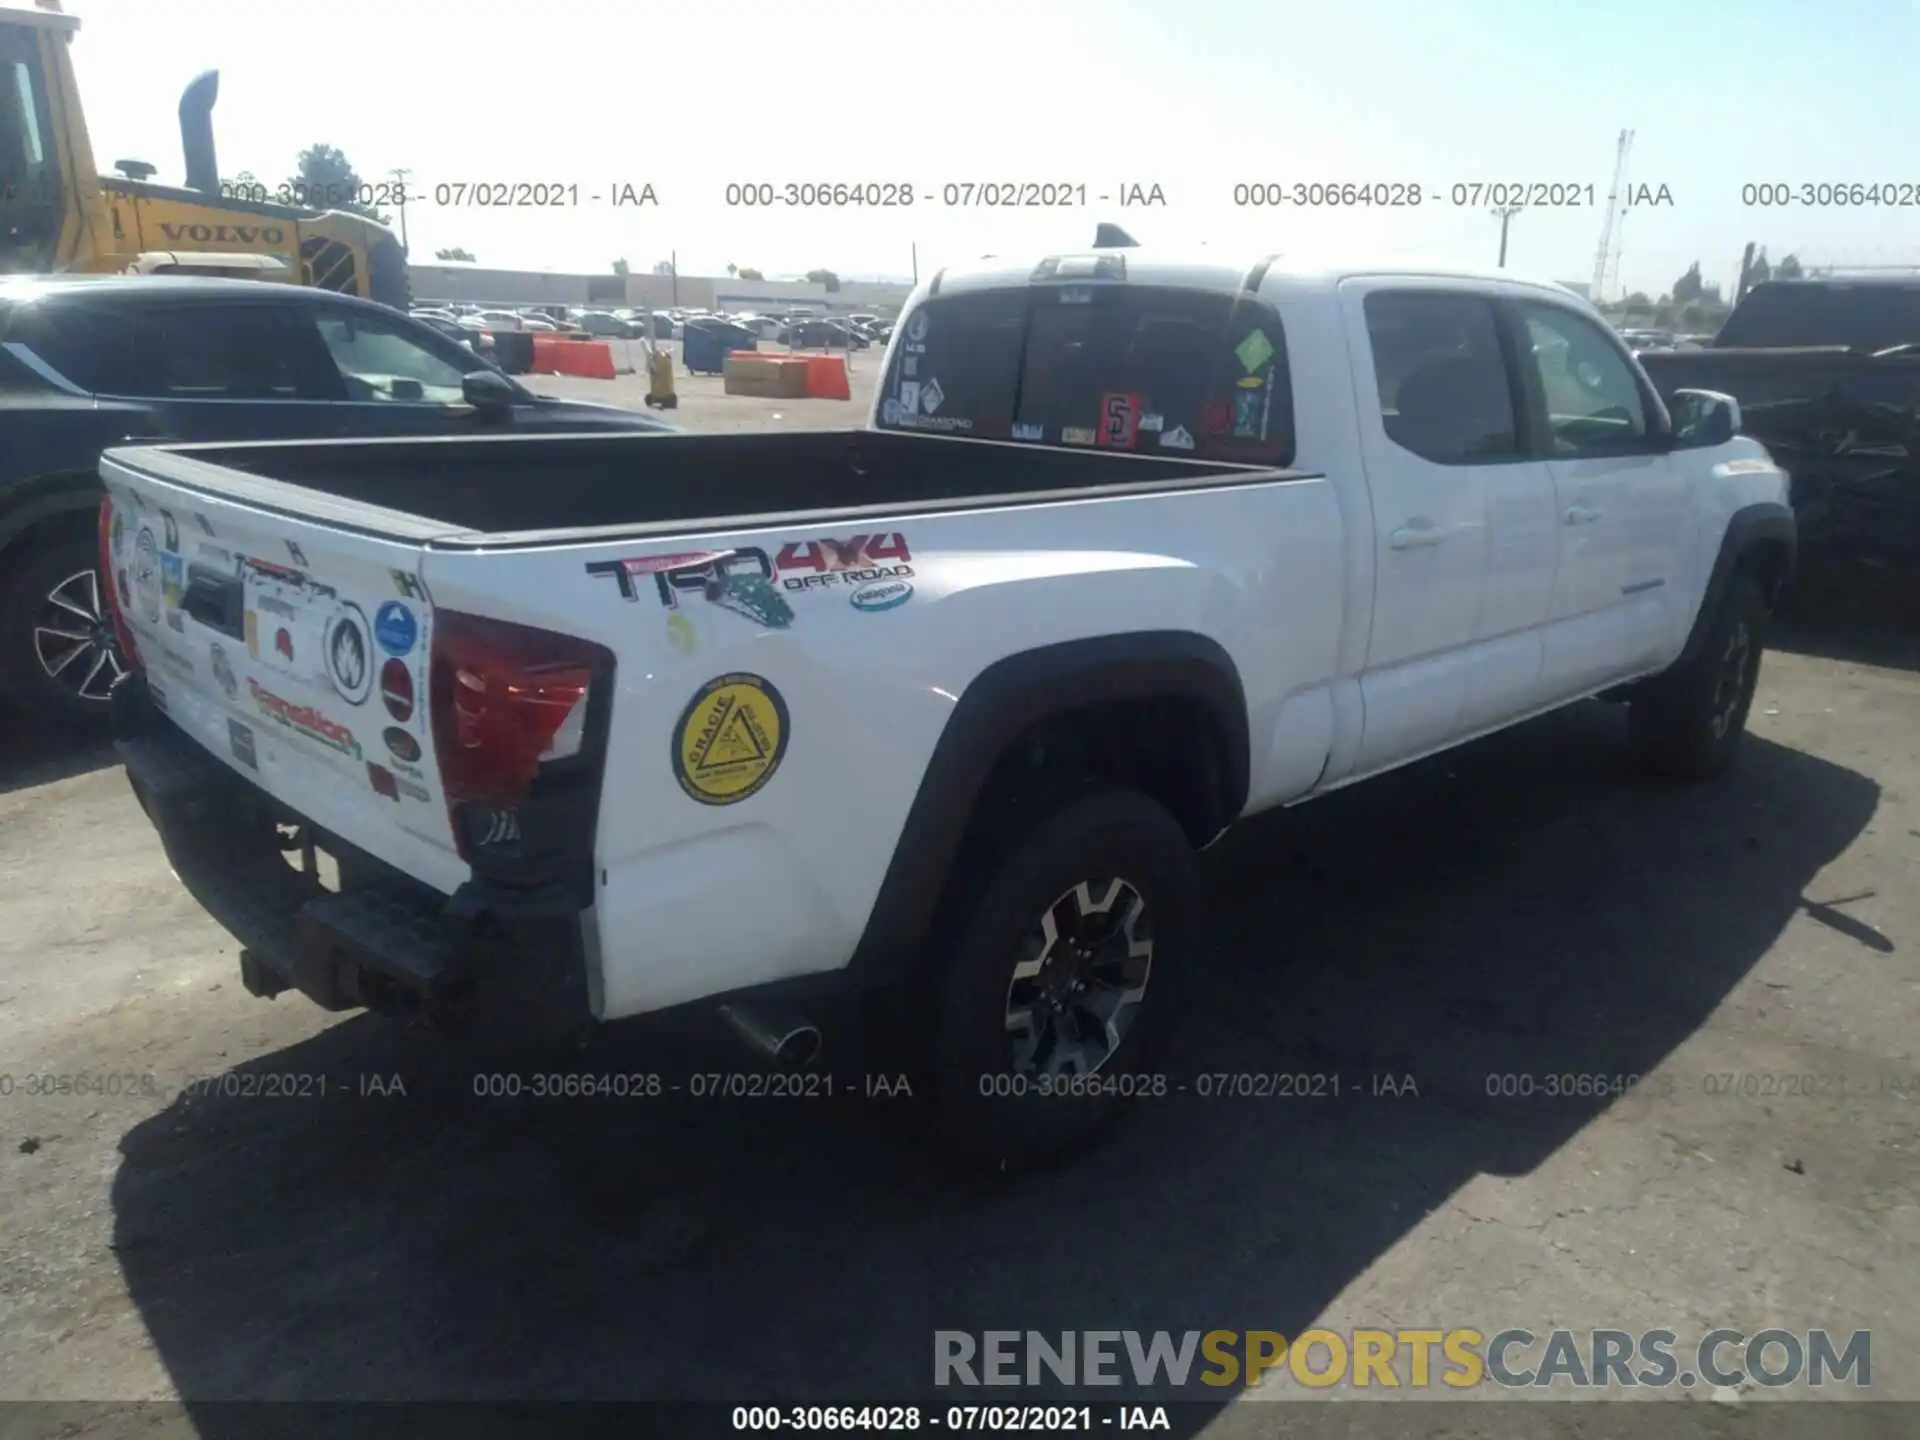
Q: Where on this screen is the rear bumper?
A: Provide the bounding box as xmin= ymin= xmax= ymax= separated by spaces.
xmin=112 ymin=674 xmax=592 ymax=1033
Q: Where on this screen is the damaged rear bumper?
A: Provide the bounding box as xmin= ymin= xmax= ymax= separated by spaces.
xmin=112 ymin=674 xmax=592 ymax=1034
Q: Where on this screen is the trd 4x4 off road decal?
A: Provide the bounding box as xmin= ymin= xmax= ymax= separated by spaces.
xmin=586 ymin=550 xmax=795 ymax=630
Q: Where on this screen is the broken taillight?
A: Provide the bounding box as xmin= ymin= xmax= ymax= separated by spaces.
xmin=97 ymin=496 xmax=142 ymax=674
xmin=428 ymin=609 xmax=611 ymax=857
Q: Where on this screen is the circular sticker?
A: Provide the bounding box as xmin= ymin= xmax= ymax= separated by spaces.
xmin=132 ymin=528 xmax=160 ymax=623
xmin=881 ymin=397 xmax=902 ymax=425
xmin=323 ymin=602 xmax=373 ymax=705
xmin=384 ymin=726 xmax=421 ymax=764
xmin=375 ymin=599 xmax=417 ymax=657
xmin=380 ymin=657 xmax=414 ymax=722
xmin=850 ymin=579 xmax=913 ymax=612
xmin=671 ymin=672 xmax=789 ymax=806
xmin=906 ymin=310 xmax=929 ymax=343
xmin=162 ymin=511 xmax=180 ymax=552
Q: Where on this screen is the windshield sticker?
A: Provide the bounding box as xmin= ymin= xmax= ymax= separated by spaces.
xmin=1160 ymin=425 xmax=1195 ymax=451
xmin=1062 ymin=426 xmax=1096 ymax=445
xmin=1233 ymin=389 xmax=1263 ymax=438
xmin=907 ymin=311 xmax=929 ymax=344
xmin=921 ymin=378 xmax=946 ymax=414
xmin=893 ymin=412 xmax=973 ymax=433
xmin=903 ymin=356 xmax=918 ymax=378
xmin=1060 ymin=287 xmax=1093 ymax=305
xmin=1012 ymin=422 xmax=1045 ymax=441
xmin=1204 ymin=400 xmax=1231 ymax=436
xmin=882 ymin=398 xmax=903 ymax=424
xmin=1099 ymin=393 xmax=1143 ymax=449
xmin=1139 ymin=412 xmax=1164 ymax=433
xmin=898 ymin=380 xmax=922 ymax=415
xmin=1236 ymin=329 xmax=1276 ymax=374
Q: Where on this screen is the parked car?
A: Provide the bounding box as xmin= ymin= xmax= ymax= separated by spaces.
xmin=573 ymin=310 xmax=641 ymax=339
xmin=98 ymin=249 xmax=1790 ymax=1166
xmin=472 ymin=309 xmax=528 ymax=332
xmin=784 ymin=318 xmax=870 ymax=349
xmin=0 ymin=275 xmax=676 ymax=724
xmin=1636 ymin=277 xmax=1920 ymax=596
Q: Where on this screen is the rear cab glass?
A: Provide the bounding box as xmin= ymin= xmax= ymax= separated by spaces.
xmin=876 ymin=280 xmax=1295 ymax=466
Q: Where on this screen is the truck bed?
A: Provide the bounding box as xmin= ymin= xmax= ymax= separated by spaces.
xmin=104 ymin=428 xmax=1280 ymax=545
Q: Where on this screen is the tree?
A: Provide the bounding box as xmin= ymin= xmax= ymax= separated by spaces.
xmin=612 ymin=258 xmax=630 ymax=276
xmin=1679 ymin=302 xmax=1709 ymax=330
xmin=738 ymin=266 xmax=764 ymax=281
xmin=434 ymin=247 xmax=475 ymax=262
xmin=652 ymin=260 xmax=674 ymax=276
xmin=726 ymin=262 xmax=737 ymax=277
xmin=288 ymin=143 xmax=387 ymax=223
xmin=1623 ymin=291 xmax=1652 ymax=312
xmin=1652 ymin=302 xmax=1678 ymax=327
xmin=1671 ymin=262 xmax=1704 ymax=305
xmin=805 ymin=267 xmax=841 ymax=292
xmin=1747 ymin=249 xmax=1772 ymax=287
xmin=221 ymin=168 xmax=263 ymax=201
xmin=1775 ymin=253 xmax=1804 ymax=281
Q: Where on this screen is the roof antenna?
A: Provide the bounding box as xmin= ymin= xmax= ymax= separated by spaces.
xmin=1093 ymin=223 xmax=1138 ymax=249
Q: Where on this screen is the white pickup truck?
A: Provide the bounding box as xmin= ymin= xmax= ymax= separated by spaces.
xmin=99 ymin=248 xmax=1795 ymax=1162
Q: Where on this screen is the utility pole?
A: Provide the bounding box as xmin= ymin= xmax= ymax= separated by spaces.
xmin=911 ymin=242 xmax=918 ymax=285
xmin=389 ymin=167 xmax=411 ymax=254
xmin=1492 ymin=205 xmax=1521 ymax=268
xmin=671 ymin=250 xmax=678 ymax=307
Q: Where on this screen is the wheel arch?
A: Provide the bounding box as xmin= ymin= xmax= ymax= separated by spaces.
xmin=1673 ymin=502 xmax=1796 ymax=674
xmin=847 ymin=630 xmax=1249 ymax=990
xmin=0 ymin=471 xmax=105 ymax=563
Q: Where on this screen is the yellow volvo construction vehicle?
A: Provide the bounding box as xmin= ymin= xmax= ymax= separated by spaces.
xmin=0 ymin=0 xmax=408 ymax=306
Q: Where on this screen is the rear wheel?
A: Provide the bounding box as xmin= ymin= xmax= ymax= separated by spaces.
xmin=927 ymin=789 xmax=1201 ymax=1169
xmin=0 ymin=526 xmax=126 ymax=726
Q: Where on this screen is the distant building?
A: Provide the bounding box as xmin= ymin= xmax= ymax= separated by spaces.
xmin=408 ymin=261 xmax=913 ymax=315
xmin=1556 ymin=280 xmax=1593 ymax=300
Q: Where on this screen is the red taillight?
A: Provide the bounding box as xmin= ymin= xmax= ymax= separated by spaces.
xmin=429 ymin=610 xmax=609 ymax=843
xmin=97 ymin=496 xmax=142 ymax=674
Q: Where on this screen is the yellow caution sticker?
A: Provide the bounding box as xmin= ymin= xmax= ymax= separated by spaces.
xmin=672 ymin=672 xmax=790 ymax=805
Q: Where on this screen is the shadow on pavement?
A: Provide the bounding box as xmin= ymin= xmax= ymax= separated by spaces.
xmin=1774 ymin=561 xmax=1920 ymax=673
xmin=0 ymin=702 xmax=118 ymax=797
xmin=105 ymin=700 xmax=1879 ymax=1431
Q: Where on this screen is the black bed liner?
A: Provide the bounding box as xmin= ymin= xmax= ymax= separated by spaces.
xmin=99 ymin=427 xmax=1316 ymax=548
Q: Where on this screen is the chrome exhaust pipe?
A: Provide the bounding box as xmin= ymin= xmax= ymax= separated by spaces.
xmin=720 ymin=1003 xmax=822 ymax=1069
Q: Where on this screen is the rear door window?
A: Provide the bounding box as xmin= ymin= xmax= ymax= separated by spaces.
xmin=878 ymin=284 xmax=1294 ymax=465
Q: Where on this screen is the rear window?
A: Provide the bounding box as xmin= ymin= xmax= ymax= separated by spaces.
xmin=877 ymin=284 xmax=1294 ymax=465
xmin=1716 ymin=282 xmax=1920 ymax=351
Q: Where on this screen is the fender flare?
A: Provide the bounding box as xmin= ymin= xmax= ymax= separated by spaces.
xmin=847 ymin=631 xmax=1249 ymax=989
xmin=1673 ymin=502 xmax=1797 ymax=673
xmin=0 ymin=472 xmax=105 ymax=559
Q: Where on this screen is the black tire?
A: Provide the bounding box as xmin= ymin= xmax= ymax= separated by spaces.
xmin=927 ymin=789 xmax=1202 ymax=1169
xmin=0 ymin=524 xmax=125 ymax=729
xmin=1629 ymin=572 xmax=1768 ymax=780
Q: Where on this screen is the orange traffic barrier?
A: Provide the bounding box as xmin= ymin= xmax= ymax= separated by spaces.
xmin=530 ymin=335 xmax=617 ymax=379
xmin=801 ymin=354 xmax=851 ymax=401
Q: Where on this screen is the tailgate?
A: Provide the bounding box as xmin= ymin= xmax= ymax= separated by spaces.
xmin=100 ymin=454 xmax=467 ymax=896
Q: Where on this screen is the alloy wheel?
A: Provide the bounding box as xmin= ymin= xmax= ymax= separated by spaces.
xmin=32 ymin=568 xmax=125 ymax=704
xmin=1002 ymin=877 xmax=1154 ymax=1077
xmin=1710 ymin=621 xmax=1754 ymax=741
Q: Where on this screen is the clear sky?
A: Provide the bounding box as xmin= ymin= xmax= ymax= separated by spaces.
xmin=63 ymin=0 xmax=1920 ymax=297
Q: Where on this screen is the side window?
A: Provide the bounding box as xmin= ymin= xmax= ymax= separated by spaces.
xmin=108 ymin=306 xmax=339 ymax=400
xmin=1519 ymin=303 xmax=1649 ymax=454
xmin=1363 ymin=290 xmax=1517 ymax=464
xmin=310 ymin=310 xmax=471 ymax=403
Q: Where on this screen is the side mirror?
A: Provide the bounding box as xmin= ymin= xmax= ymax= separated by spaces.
xmin=1669 ymin=388 xmax=1741 ymax=447
xmin=461 ymin=369 xmax=518 ymax=416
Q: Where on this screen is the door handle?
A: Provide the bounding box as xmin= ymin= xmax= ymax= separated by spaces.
xmin=1564 ymin=504 xmax=1602 ymax=526
xmin=1390 ymin=521 xmax=1444 ymax=550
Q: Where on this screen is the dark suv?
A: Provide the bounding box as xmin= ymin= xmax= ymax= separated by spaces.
xmin=0 ymin=275 xmax=674 ymax=724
